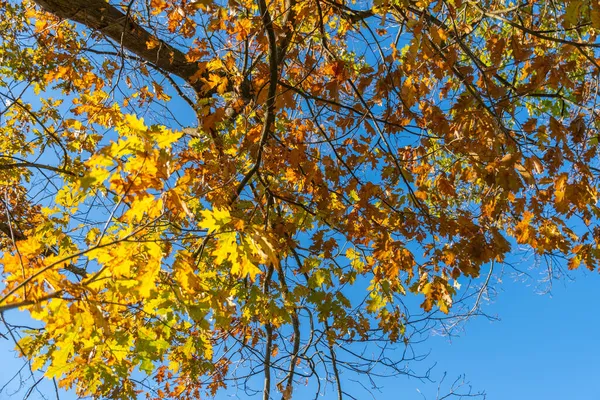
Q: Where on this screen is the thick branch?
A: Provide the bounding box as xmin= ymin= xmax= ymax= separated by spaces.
xmin=0 ymin=222 xmax=25 ymax=241
xmin=32 ymin=0 xmax=217 ymax=97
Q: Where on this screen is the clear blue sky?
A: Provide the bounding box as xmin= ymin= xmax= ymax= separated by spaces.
xmin=378 ymin=270 xmax=600 ymax=400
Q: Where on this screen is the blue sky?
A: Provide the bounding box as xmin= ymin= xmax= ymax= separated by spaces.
xmin=383 ymin=270 xmax=600 ymax=400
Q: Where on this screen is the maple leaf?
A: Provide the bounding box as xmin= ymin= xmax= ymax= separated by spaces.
xmin=200 ymin=207 xmax=231 ymax=233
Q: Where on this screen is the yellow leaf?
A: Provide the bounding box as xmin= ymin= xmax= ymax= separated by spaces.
xmin=46 ymin=332 xmax=75 ymax=378
xmin=237 ymin=255 xmax=262 ymax=280
xmin=154 ymin=126 xmax=183 ymax=149
xmin=124 ymin=195 xmax=158 ymax=223
xmin=146 ymin=37 xmax=160 ymax=50
xmin=250 ymin=228 xmax=278 ymax=266
xmin=121 ymin=114 xmax=147 ymax=134
xmin=200 ymin=207 xmax=231 ymax=233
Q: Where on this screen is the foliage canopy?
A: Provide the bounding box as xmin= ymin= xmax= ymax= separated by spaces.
xmin=1 ymin=0 xmax=600 ymax=398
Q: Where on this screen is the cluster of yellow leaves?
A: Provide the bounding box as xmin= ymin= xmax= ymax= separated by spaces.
xmin=199 ymin=208 xmax=282 ymax=279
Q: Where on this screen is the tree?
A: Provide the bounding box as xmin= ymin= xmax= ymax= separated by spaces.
xmin=0 ymin=0 xmax=599 ymax=398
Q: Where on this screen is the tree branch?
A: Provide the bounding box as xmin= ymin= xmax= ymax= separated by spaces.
xmin=31 ymin=0 xmax=222 ymax=97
